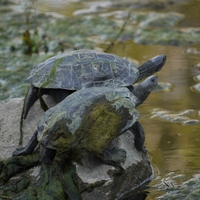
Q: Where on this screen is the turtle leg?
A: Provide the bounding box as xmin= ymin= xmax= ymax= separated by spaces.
xmin=55 ymin=89 xmax=75 ymax=103
xmin=23 ymin=85 xmax=40 ymax=119
xmin=45 ymin=89 xmax=75 ymax=103
xmin=102 ymin=147 xmax=126 ymax=164
xmin=13 ymin=130 xmax=38 ymax=156
xmin=130 ymin=121 xmax=146 ymax=153
xmin=40 ymin=144 xmax=57 ymax=164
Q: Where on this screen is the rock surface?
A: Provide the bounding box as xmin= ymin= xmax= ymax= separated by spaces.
xmin=0 ymin=96 xmax=56 ymax=160
xmin=0 ymin=97 xmax=153 ymax=199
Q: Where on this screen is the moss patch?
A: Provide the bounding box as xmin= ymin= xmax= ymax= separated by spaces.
xmin=78 ymin=103 xmax=121 ymax=153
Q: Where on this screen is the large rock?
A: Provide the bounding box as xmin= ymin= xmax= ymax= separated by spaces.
xmin=0 ymin=97 xmax=153 ymax=199
xmin=0 ymin=97 xmax=56 ymax=160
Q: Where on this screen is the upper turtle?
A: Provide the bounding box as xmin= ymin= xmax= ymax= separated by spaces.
xmin=29 ymin=49 xmax=165 ymax=89
xmin=29 ymin=49 xmax=138 ymax=89
xmin=23 ymin=49 xmax=166 ymax=118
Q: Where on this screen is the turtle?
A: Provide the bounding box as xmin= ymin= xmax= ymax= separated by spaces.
xmin=13 ymin=75 xmax=158 ymax=165
xmin=23 ymin=49 xmax=166 ymax=119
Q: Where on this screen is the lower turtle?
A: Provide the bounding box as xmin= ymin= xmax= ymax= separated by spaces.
xmin=13 ymin=75 xmax=158 ymax=165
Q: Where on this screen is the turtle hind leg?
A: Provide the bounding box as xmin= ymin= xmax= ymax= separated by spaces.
xmin=46 ymin=89 xmax=75 ymax=103
xmin=23 ymin=85 xmax=40 ymax=119
xmin=40 ymin=145 xmax=57 ymax=164
xmin=101 ymin=147 xmax=126 ymax=165
xmin=13 ymin=130 xmax=38 ymax=156
xmin=55 ymin=89 xmax=75 ymax=103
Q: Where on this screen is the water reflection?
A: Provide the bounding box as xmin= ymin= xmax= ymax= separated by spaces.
xmin=176 ymin=0 xmax=200 ymax=27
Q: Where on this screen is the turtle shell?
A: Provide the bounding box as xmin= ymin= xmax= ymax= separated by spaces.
xmin=28 ymin=49 xmax=139 ymax=90
xmin=37 ymin=87 xmax=139 ymax=160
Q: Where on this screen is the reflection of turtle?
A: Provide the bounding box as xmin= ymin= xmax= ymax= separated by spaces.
xmin=14 ymin=75 xmax=158 ymax=164
xmin=23 ymin=49 xmax=166 ymax=118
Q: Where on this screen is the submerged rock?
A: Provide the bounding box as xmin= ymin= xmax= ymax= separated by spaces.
xmin=191 ymin=83 xmax=200 ymax=93
xmin=152 ymin=173 xmax=200 ymax=200
xmin=151 ymin=108 xmax=200 ymax=125
xmin=0 ymin=97 xmax=153 ymax=199
xmin=134 ymin=27 xmax=200 ymax=46
xmin=138 ymin=12 xmax=184 ymax=28
xmin=153 ymin=82 xmax=174 ymax=93
xmin=186 ymin=48 xmax=200 ymax=56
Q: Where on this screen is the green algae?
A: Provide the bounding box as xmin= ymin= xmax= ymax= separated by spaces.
xmin=0 ymin=153 xmax=81 ymax=199
xmin=0 ymin=176 xmax=30 ymax=198
xmin=0 ymin=153 xmax=40 ymax=185
xmin=15 ymin=164 xmax=67 ymax=200
xmin=79 ymin=103 xmax=122 ymax=154
xmin=134 ymin=27 xmax=200 ymax=46
xmin=47 ymin=102 xmax=123 ymax=163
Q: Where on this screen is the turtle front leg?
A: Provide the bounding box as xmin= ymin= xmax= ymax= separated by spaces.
xmin=23 ymin=85 xmax=40 ymax=119
xmin=130 ymin=121 xmax=146 ymax=153
xmin=13 ymin=130 xmax=38 ymax=156
xmin=101 ymin=147 xmax=126 ymax=164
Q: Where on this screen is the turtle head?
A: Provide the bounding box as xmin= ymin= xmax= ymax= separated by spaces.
xmin=137 ymin=54 xmax=166 ymax=81
xmin=133 ymin=75 xmax=158 ymax=106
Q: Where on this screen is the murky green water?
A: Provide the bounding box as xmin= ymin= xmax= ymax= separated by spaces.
xmin=1 ymin=0 xmax=200 ymax=199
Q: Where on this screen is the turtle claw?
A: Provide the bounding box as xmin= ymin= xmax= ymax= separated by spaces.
xmin=12 ymin=147 xmax=27 ymax=156
xmin=13 ymin=130 xmax=38 ymax=156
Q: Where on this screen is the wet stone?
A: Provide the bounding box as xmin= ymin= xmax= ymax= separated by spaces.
xmin=153 ymin=174 xmax=200 ymax=200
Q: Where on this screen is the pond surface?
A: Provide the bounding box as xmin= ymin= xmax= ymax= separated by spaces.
xmin=1 ymin=0 xmax=200 ymax=199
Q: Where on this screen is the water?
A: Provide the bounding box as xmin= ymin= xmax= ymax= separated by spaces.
xmin=2 ymin=0 xmax=200 ymax=199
